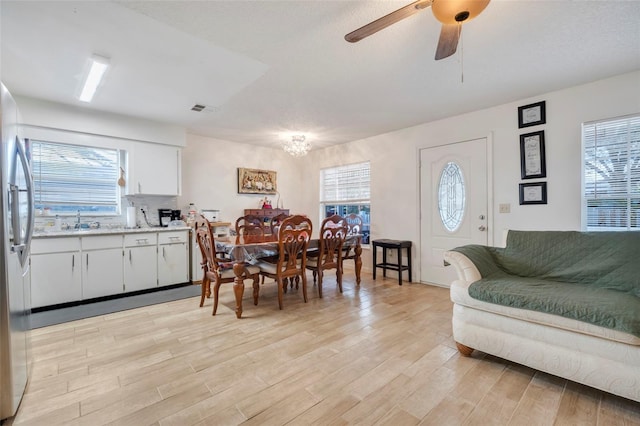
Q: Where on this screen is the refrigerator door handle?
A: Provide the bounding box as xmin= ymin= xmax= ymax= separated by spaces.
xmin=10 ymin=183 xmax=22 ymax=247
xmin=10 ymin=136 xmax=35 ymax=268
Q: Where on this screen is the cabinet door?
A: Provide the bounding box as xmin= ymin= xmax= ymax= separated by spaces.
xmin=124 ymin=246 xmax=158 ymax=292
xmin=132 ymin=143 xmax=181 ymax=195
xmin=158 ymin=243 xmax=189 ymax=286
xmin=31 ymin=252 xmax=82 ymax=308
xmin=82 ymin=248 xmax=124 ymax=299
xmin=191 ymin=239 xmax=202 ymax=283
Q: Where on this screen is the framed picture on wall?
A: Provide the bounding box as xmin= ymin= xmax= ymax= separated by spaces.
xmin=237 ymin=168 xmax=277 ymax=194
xmin=519 ymin=182 xmax=547 ymax=205
xmin=518 ymin=101 xmax=546 ymax=128
xmin=520 ymin=130 xmax=546 ymax=179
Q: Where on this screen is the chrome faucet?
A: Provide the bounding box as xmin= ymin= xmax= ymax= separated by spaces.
xmin=75 ymin=210 xmax=81 ymax=228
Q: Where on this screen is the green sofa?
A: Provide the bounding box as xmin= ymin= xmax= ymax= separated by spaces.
xmin=444 ymin=230 xmax=640 ymax=402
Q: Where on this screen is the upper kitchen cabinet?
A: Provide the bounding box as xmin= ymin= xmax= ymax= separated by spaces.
xmin=129 ymin=143 xmax=181 ymax=196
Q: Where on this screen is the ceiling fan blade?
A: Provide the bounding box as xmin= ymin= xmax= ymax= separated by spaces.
xmin=434 ymin=23 xmax=461 ymax=60
xmin=345 ymin=0 xmax=431 ymax=43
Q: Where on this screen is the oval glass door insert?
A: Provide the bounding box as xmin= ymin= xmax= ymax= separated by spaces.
xmin=438 ymin=161 xmax=466 ymax=232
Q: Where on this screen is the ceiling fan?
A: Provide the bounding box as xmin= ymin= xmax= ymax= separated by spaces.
xmin=345 ymin=0 xmax=490 ymax=60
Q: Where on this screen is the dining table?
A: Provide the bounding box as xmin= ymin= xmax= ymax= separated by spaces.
xmin=216 ymin=234 xmax=362 ymax=318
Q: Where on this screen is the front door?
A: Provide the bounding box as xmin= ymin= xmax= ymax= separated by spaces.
xmin=420 ymin=138 xmax=488 ymax=286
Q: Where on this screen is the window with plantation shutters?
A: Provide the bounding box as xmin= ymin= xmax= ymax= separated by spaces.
xmin=583 ymin=115 xmax=640 ymax=230
xmin=320 ymin=162 xmax=371 ymax=244
xmin=30 ymin=140 xmax=121 ymax=215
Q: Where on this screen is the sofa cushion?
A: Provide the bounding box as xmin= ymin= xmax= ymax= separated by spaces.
xmin=451 ymin=230 xmax=640 ymax=338
xmin=468 ymin=276 xmax=640 ymax=338
xmin=450 ymin=279 xmax=640 ymax=345
xmin=500 ymin=231 xmax=640 ymax=294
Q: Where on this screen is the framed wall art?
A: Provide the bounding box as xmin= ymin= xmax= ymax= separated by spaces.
xmin=518 ymin=100 xmax=546 ymax=128
xmin=237 ymin=168 xmax=277 ymax=194
xmin=519 ymin=182 xmax=547 ymax=205
xmin=520 ymin=130 xmax=546 ymax=179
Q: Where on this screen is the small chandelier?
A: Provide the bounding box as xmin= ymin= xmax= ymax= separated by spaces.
xmin=283 ymin=135 xmax=311 ymax=157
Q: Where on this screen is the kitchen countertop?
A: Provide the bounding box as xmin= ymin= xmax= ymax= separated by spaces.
xmin=33 ymin=225 xmax=191 ymax=238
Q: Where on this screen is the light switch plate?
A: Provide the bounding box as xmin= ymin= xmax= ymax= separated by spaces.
xmin=499 ymin=203 xmax=511 ymax=213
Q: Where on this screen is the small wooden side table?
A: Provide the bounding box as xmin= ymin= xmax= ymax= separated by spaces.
xmin=372 ymin=239 xmax=412 ymax=285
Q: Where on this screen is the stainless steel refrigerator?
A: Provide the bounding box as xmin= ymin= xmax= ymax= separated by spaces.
xmin=1 ymin=83 xmax=34 ymax=421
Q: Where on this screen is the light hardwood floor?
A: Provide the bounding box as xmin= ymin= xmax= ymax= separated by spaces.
xmin=8 ymin=272 xmax=640 ymax=425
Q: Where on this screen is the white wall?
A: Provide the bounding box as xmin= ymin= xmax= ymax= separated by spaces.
xmin=19 ymin=71 xmax=639 ymax=279
xmin=15 ymin=95 xmax=185 ymax=146
xmin=297 ymin=71 xmax=640 ymax=278
xmin=179 ymin=134 xmax=305 ymax=224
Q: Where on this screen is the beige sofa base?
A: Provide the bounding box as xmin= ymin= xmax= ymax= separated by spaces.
xmin=444 ymin=249 xmax=640 ymax=402
xmin=452 ymin=303 xmax=640 ymax=402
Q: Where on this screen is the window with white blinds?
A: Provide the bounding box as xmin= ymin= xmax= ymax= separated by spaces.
xmin=583 ymin=115 xmax=640 ymax=230
xmin=321 ymin=161 xmax=370 ymax=203
xmin=320 ymin=162 xmax=371 ymax=244
xmin=30 ymin=140 xmax=121 ymax=215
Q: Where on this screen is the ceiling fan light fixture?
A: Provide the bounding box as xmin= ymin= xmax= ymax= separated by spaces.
xmin=455 ymin=11 xmax=470 ymax=22
xmin=432 ymin=0 xmax=490 ymax=25
xmin=283 ymin=134 xmax=311 ymax=157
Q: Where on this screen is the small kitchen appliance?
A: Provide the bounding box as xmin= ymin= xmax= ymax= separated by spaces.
xmin=158 ymin=209 xmax=172 ymax=227
xmin=202 ymin=209 xmax=219 ymax=222
xmin=170 ymin=209 xmax=181 ymax=221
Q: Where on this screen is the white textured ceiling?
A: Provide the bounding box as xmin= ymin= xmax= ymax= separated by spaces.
xmin=2 ymin=1 xmax=639 ymax=151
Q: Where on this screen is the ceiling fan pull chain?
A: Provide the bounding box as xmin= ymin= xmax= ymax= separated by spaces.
xmin=459 ymin=23 xmax=464 ymax=84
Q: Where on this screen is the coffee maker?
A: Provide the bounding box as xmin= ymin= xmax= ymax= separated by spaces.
xmin=170 ymin=209 xmax=181 ymax=221
xmin=158 ymin=209 xmax=172 ymax=227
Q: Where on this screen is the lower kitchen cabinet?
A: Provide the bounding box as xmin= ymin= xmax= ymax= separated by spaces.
xmin=158 ymin=231 xmax=189 ymax=286
xmin=31 ymin=237 xmax=81 ymax=308
xmin=81 ymin=235 xmax=124 ymax=300
xmin=124 ymin=233 xmax=158 ymax=292
xmin=31 ymin=228 xmax=191 ymax=308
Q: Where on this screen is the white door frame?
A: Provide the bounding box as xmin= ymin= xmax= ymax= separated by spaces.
xmin=415 ymin=133 xmax=494 ymax=286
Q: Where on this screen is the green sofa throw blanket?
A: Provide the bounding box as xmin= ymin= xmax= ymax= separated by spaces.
xmin=451 ymin=231 xmax=640 ymax=338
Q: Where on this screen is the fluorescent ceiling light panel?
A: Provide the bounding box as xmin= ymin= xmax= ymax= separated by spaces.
xmin=79 ymin=55 xmax=109 ymax=102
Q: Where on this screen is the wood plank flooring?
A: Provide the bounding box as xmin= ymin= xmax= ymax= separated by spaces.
xmin=8 ymin=272 xmax=640 ymax=425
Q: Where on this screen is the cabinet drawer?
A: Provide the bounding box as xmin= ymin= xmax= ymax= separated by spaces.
xmin=32 ymin=237 xmax=80 ymax=254
xmin=158 ymin=231 xmax=188 ymax=245
xmin=82 ymin=235 xmax=123 ymax=250
xmin=124 ymin=233 xmax=157 ymax=247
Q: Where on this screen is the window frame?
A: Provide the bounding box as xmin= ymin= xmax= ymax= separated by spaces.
xmin=30 ymin=139 xmax=123 ymax=217
xmin=581 ymin=114 xmax=640 ymax=231
xmin=320 ymin=161 xmax=371 ymax=245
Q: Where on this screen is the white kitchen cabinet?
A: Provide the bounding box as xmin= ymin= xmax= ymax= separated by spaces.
xmin=124 ymin=233 xmax=158 ymax=292
xmin=31 ymin=228 xmax=191 ymax=308
xmin=81 ymin=235 xmax=124 ymax=300
xmin=158 ymin=231 xmax=189 ymax=286
xmin=31 ymin=238 xmax=81 ymax=308
xmin=191 ymin=232 xmax=203 ymax=283
xmin=131 ymin=143 xmax=181 ymax=196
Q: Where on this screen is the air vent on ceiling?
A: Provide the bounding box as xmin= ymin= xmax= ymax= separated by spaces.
xmin=190 ymin=104 xmax=218 ymax=113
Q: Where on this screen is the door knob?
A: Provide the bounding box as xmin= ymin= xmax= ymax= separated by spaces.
xmin=478 ymin=225 xmax=486 ymax=231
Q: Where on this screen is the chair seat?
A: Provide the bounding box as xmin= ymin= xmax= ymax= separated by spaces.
xmin=218 ymin=265 xmax=260 ymax=279
xmin=256 ymin=260 xmax=301 ymax=275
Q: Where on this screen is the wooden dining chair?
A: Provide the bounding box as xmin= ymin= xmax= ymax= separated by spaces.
xmin=341 ymin=213 xmax=363 ymax=271
xmin=306 ymin=214 xmax=348 ymax=297
xmin=235 ymin=214 xmax=266 ymax=244
xmin=195 ymin=215 xmax=260 ymax=315
xmin=269 ymin=212 xmax=290 ymax=240
xmin=256 ymin=215 xmax=312 ymax=310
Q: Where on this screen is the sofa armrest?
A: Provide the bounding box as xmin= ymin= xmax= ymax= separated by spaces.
xmin=444 ymin=250 xmax=482 ymax=284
